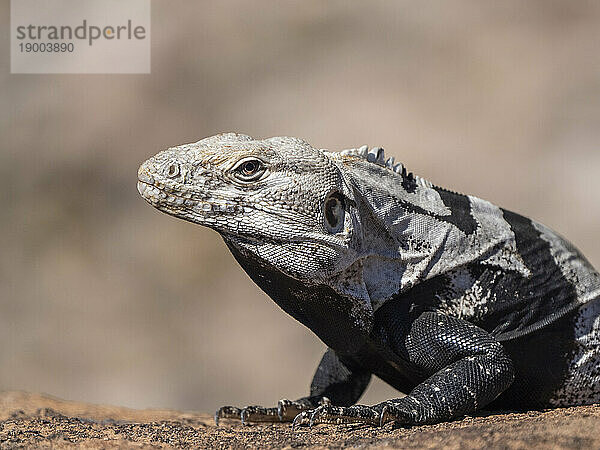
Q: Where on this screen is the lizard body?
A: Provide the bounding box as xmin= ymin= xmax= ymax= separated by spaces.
xmin=138 ymin=133 xmax=600 ymax=427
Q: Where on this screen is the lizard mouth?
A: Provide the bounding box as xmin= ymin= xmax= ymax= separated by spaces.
xmin=137 ymin=179 xmax=241 ymax=214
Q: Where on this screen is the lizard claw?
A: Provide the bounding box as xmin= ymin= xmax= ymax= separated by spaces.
xmin=216 ymin=399 xmax=317 ymax=425
xmin=240 ymin=408 xmax=250 ymax=425
xmin=378 ymin=402 xmax=412 ymax=426
xmin=290 ymin=397 xmax=332 ymax=429
xmin=379 ymin=405 xmax=392 ymax=427
xmin=292 ymin=411 xmax=311 ymax=430
xmin=278 ymin=398 xmax=326 ymax=422
xmin=240 ymin=405 xmax=279 ymax=424
xmin=277 ymin=399 xmax=293 ymax=421
xmin=214 ymin=406 xmax=242 ymax=426
xmin=308 ymin=404 xmax=331 ymax=426
xmin=291 ymin=404 xmax=334 ymax=429
xmin=296 ymin=404 xmax=382 ymax=427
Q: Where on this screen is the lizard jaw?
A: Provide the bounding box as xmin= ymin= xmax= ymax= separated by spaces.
xmin=137 ymin=179 xmax=242 ymax=215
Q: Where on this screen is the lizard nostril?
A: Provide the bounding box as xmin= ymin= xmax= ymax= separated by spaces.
xmin=166 ymin=162 xmax=180 ymax=178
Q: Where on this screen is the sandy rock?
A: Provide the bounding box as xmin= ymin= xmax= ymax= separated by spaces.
xmin=0 ymin=391 xmax=598 ymax=448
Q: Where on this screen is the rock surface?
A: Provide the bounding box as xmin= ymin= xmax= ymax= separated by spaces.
xmin=0 ymin=391 xmax=598 ymax=449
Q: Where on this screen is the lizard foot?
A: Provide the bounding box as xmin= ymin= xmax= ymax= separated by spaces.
xmin=215 ymin=399 xmax=315 ymax=425
xmin=292 ymin=401 xmax=415 ymax=429
xmin=292 ymin=404 xmax=381 ymax=428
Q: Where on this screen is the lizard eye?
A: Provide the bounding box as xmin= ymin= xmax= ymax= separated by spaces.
xmin=324 ymin=192 xmax=345 ymax=233
xmin=232 ymin=157 xmax=266 ymax=182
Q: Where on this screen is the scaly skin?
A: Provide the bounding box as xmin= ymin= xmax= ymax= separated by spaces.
xmin=138 ymin=133 xmax=600 ymax=428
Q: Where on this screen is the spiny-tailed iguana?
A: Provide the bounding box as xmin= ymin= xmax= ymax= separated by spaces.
xmin=137 ymin=133 xmax=600 ymax=427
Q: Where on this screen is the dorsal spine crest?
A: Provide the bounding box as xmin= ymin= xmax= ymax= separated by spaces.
xmin=336 ymin=145 xmax=432 ymax=188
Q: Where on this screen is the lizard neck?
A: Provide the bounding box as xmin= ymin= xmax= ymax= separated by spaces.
xmin=223 ymin=237 xmax=373 ymax=354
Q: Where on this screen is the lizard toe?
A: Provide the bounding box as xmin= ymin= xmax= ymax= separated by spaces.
xmin=214 ymin=406 xmax=242 ymax=426
xmin=240 ymin=405 xmax=280 ymax=424
xmin=292 ymin=410 xmax=312 ymax=430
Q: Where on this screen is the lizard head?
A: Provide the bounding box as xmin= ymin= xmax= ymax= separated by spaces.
xmin=138 ymin=133 xmax=360 ymax=282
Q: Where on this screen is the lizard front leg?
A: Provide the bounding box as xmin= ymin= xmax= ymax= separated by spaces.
xmin=294 ymin=312 xmax=515 ymax=427
xmin=215 ymin=348 xmax=371 ymax=424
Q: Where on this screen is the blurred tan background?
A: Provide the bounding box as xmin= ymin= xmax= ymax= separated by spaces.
xmin=1 ymin=0 xmax=599 ymax=412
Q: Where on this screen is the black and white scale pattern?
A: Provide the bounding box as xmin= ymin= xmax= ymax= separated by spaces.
xmin=549 ymin=298 xmax=600 ymax=406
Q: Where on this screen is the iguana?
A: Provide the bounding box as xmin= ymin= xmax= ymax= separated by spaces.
xmin=137 ymin=133 xmax=600 ymax=427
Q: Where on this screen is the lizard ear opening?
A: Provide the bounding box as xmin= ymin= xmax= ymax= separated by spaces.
xmin=324 ymin=191 xmax=345 ymax=233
